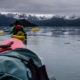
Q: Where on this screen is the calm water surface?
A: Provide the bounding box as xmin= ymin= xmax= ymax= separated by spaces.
xmin=1 ymin=27 xmax=80 ymax=80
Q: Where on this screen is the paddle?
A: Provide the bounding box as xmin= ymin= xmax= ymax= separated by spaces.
xmin=31 ymin=28 xmax=40 ymax=32
xmin=0 ymin=27 xmax=40 ymax=34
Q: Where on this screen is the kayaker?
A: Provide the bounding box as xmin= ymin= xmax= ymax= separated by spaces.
xmin=10 ymin=25 xmax=26 ymax=35
xmin=10 ymin=25 xmax=27 ymax=44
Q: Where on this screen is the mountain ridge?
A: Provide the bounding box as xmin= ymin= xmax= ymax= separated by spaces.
xmin=0 ymin=12 xmax=80 ymax=27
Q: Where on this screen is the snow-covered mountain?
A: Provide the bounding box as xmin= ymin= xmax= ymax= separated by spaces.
xmin=0 ymin=12 xmax=79 ymax=20
xmin=0 ymin=12 xmax=54 ymax=20
xmin=0 ymin=12 xmax=80 ymax=26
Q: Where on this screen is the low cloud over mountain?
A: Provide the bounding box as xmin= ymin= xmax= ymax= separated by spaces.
xmin=0 ymin=12 xmax=80 ymax=27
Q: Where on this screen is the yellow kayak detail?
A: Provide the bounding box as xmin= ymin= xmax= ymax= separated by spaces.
xmin=0 ymin=31 xmax=4 ymax=34
xmin=11 ymin=31 xmax=27 ymax=44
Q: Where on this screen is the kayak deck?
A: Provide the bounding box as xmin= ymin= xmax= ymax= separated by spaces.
xmin=0 ymin=38 xmax=26 ymax=49
xmin=11 ymin=31 xmax=27 ymax=44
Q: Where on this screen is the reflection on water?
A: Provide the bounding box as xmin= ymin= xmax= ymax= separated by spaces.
xmin=28 ymin=36 xmax=40 ymax=45
xmin=1 ymin=26 xmax=80 ymax=80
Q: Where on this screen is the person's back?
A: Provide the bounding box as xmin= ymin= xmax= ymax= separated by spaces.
xmin=0 ymin=48 xmax=51 ymax=80
xmin=10 ymin=25 xmax=26 ymax=35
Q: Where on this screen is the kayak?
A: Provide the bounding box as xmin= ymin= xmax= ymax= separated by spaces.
xmin=0 ymin=38 xmax=26 ymax=52
xmin=11 ymin=31 xmax=27 ymax=44
xmin=1 ymin=38 xmax=26 ymax=49
xmin=11 ymin=34 xmax=26 ymax=43
xmin=0 ymin=38 xmax=50 ymax=80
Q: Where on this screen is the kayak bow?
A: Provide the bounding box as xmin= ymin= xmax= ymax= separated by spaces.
xmin=0 ymin=38 xmax=26 ymax=52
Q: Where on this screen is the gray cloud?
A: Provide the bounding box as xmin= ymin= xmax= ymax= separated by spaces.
xmin=0 ymin=0 xmax=80 ymax=15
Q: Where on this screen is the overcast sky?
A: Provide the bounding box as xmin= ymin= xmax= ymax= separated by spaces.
xmin=0 ymin=0 xmax=80 ymax=16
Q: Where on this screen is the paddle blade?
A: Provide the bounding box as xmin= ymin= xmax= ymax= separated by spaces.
xmin=31 ymin=28 xmax=40 ymax=31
